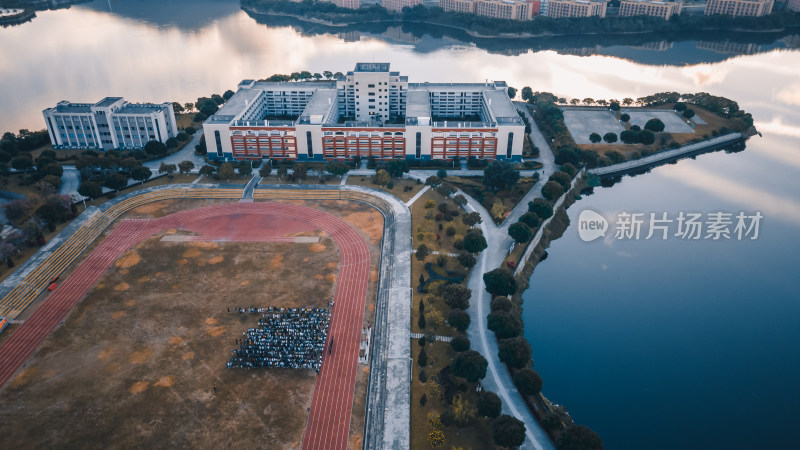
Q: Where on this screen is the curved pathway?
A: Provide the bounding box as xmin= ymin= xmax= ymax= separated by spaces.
xmin=0 ymin=202 xmax=370 ymax=450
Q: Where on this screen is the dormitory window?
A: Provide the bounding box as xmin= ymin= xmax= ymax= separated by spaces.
xmin=214 ymin=130 xmax=223 ymax=157
xmin=415 ymin=132 xmax=422 ymax=159
xmin=306 ymin=131 xmax=313 ymax=158
xmin=506 ymin=133 xmax=514 ymax=159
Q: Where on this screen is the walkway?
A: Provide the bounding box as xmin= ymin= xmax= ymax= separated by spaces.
xmin=461 ymin=114 xmax=557 ymax=450
xmin=58 ymin=165 xmax=80 ymax=198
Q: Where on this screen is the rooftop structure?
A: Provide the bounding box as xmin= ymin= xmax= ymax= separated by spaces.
xmin=42 ymin=97 xmax=177 ymax=150
xmin=618 ymin=0 xmax=682 ymax=19
xmin=203 ymin=63 xmax=524 ymax=162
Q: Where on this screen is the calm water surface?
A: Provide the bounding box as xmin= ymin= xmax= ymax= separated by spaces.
xmin=1 ymin=2 xmax=799 ymax=448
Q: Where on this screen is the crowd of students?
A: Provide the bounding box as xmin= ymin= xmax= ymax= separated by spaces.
xmin=227 ymin=306 xmax=331 ymax=370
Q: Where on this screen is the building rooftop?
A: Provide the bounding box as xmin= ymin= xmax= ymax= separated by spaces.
xmin=54 ymin=103 xmax=92 ymax=114
xmin=405 ymin=90 xmax=431 ymax=120
xmin=299 ymin=89 xmax=338 ymax=125
xmin=95 ymin=97 xmax=122 ymax=107
xmin=482 ymin=90 xmax=522 ymax=124
xmin=116 ymin=104 xmax=168 ymax=115
xmin=212 ymin=88 xmax=262 ymax=122
xmin=354 ymin=62 xmax=391 ymax=72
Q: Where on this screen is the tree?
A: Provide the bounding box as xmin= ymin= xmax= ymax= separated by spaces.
xmin=644 ymin=118 xmax=665 ymax=132
xmin=386 ymin=159 xmax=409 ymax=177
xmin=176 ymin=132 xmax=190 ymax=142
xmin=589 ymin=133 xmax=602 ymax=143
xmin=144 ymin=140 xmax=167 ymax=156
xmin=436 ymin=168 xmax=448 ymax=179
xmin=513 ymin=368 xmax=542 ymax=395
xmin=327 ymin=162 xmax=350 ymax=177
xmin=528 ymin=198 xmax=553 ymax=219
xmin=416 ymin=244 xmax=430 ymax=261
xmin=418 ymin=346 xmax=428 ymax=367
xmin=452 ymin=194 xmax=467 ymax=208
xmin=322 ymin=70 xmax=333 ymax=79
xmin=519 ymin=212 xmax=541 ymax=229
xmin=103 ymin=173 xmax=128 ymax=191
xmin=507 ymin=87 xmax=517 ymax=99
xmin=463 ymin=231 xmax=487 ymax=254
xmin=238 ymin=165 xmax=253 ymax=177
xmin=521 ymin=87 xmax=534 ymax=103
xmin=508 ymin=222 xmax=532 ymax=244
xmin=492 ymin=415 xmax=526 ymax=448
xmin=447 ymin=310 xmax=470 ymax=332
xmin=555 ymin=425 xmax=605 ymax=450
xmin=498 ymin=336 xmax=532 ymax=369
xmin=4 ymin=198 xmax=32 ymax=224
xmin=199 ymin=165 xmax=216 ymax=177
xmin=374 ymin=169 xmax=390 ymax=187
xmin=223 ymin=89 xmax=235 ymax=100
xmin=131 ymin=165 xmax=152 ymax=183
xmin=451 ymin=350 xmax=488 ymax=382
xmin=177 ymin=160 xmax=195 ymax=175
xmin=185 ymin=127 xmax=196 ymax=135
xmin=603 ymin=132 xmax=618 ymax=144
xmin=158 ymin=162 xmax=177 ymax=179
xmin=218 ymin=162 xmax=235 ymax=181
xmin=582 ymin=98 xmax=594 ymax=106
xmin=450 ymin=335 xmax=470 ymax=352
xmin=425 ymin=175 xmax=442 ymax=188
xmin=457 ymin=251 xmax=476 ymax=268
xmin=620 ymin=113 xmax=630 ymax=122
xmin=487 ymin=310 xmax=522 ymax=339
xmin=11 ymin=156 xmax=32 ymax=172
xmin=483 ymin=268 xmax=516 ymax=296
xmin=609 ymin=101 xmax=621 ymax=111
xmin=78 ymin=181 xmax=102 ymax=199
xmin=490 ymin=296 xmax=512 ymax=312
xmin=293 ymin=162 xmax=307 ymax=182
xmin=439 ymin=283 xmax=471 ymax=310
xmin=682 ymin=109 xmax=696 ymax=119
xmin=674 ymin=102 xmax=687 ymax=112
xmin=195 ymin=135 xmax=207 ymax=155
xmin=211 ymin=94 xmax=224 ymax=105
xmin=277 ymin=165 xmax=288 ymax=179
xmin=483 ymin=160 xmax=519 ymax=192
xmin=461 ymin=211 xmax=482 ymax=227
xmin=541 ymin=180 xmax=564 ymax=201
xmin=183 ymin=102 xmax=194 ymax=112
xmin=259 ymin=165 xmax=272 ymax=177
xmin=477 ymin=391 xmax=502 ymax=418
xmin=199 ymin=99 xmax=219 ymax=116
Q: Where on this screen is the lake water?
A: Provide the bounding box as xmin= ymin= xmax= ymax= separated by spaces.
xmin=1 ymin=1 xmax=799 ymax=448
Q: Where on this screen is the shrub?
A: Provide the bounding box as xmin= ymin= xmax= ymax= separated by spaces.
xmin=541 ymin=180 xmax=564 ymax=201
xmin=492 ymin=415 xmax=526 ymax=448
xmin=436 ymin=255 xmax=447 ymax=267
xmin=463 ymin=231 xmax=488 ymax=254
xmin=519 ymin=212 xmax=541 ymax=229
xmin=439 ymin=283 xmax=471 ymax=310
xmin=457 ymin=251 xmax=476 ymax=268
xmin=555 ymin=425 xmax=604 ymax=450
xmin=452 ymin=350 xmax=488 ymax=382
xmin=644 ymin=118 xmax=665 ymax=132
xmin=418 ymin=346 xmax=428 ymax=367
xmin=549 ymin=171 xmax=572 ymax=190
xmin=561 ymin=162 xmax=577 ymax=177
xmin=418 ymin=369 xmax=428 ymax=383
xmin=420 ymin=393 xmax=427 ymax=406
xmin=445 ymin=225 xmax=456 ymax=236
xmin=589 ymin=133 xmax=602 ymax=143
xmin=508 ymin=222 xmax=532 ymax=243
xmin=416 ymin=244 xmax=430 ymax=261
xmin=602 ymin=132 xmax=618 ymax=143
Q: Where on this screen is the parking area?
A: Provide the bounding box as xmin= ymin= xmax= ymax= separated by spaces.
xmin=563 ymin=109 xmax=625 ymax=144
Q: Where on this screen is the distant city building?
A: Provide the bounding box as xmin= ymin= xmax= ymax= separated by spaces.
xmin=704 ymin=0 xmax=773 ymax=16
xmin=546 ymin=0 xmax=607 ymax=17
xmin=439 ymin=0 xmax=476 ymax=13
xmin=202 ymin=63 xmax=524 ymax=162
xmin=43 ymin=97 xmax=177 ymax=150
xmin=438 ymin=0 xmax=539 ymax=19
xmin=619 ymin=0 xmax=682 ymax=19
xmin=382 ymin=0 xmax=423 ymax=11
xmin=787 ymin=0 xmax=800 ymax=11
xmin=333 ymin=0 xmax=360 ymax=9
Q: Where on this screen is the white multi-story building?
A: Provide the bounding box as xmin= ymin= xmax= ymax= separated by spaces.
xmin=203 ymin=63 xmax=524 ymax=162
xmin=43 ymin=97 xmax=177 ymax=150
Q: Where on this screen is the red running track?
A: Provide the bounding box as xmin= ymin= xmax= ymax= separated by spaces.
xmin=0 ymin=202 xmax=370 ymax=450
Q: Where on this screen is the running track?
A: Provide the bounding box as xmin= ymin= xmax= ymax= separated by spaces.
xmin=0 ymin=202 xmax=370 ymax=450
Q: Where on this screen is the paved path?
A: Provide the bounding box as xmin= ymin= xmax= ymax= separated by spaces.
xmin=58 ymin=165 xmax=80 ymax=198
xmin=460 ymin=115 xmax=557 ymax=450
xmin=404 ymin=185 xmax=430 ymax=206
xmin=143 ymin=131 xmax=206 ymax=171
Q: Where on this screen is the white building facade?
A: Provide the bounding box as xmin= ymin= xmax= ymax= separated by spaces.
xmin=43 ymin=97 xmax=178 ymax=150
xmin=203 ymin=63 xmax=524 ymax=162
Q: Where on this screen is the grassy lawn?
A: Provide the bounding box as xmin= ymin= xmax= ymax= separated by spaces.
xmin=346 ymin=175 xmax=425 ymax=202
xmin=410 ymin=340 xmax=494 ymax=450
xmin=175 ymin=113 xmax=202 ymax=131
xmin=446 ymin=175 xmax=538 ymax=223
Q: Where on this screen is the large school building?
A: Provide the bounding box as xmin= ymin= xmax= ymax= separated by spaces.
xmin=203 ymin=63 xmax=525 ymax=162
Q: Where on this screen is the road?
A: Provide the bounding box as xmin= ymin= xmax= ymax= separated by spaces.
xmin=58 ymin=165 xmax=80 ymax=198
xmin=143 ymin=130 xmax=206 ymax=172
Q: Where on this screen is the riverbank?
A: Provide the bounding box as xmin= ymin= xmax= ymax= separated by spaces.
xmin=242 ymin=1 xmax=800 ymax=39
